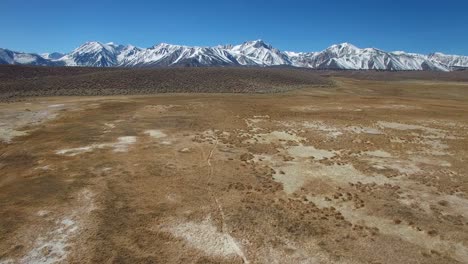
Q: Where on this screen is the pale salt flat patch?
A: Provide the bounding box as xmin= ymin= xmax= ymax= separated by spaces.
xmin=307 ymin=195 xmax=468 ymax=263
xmin=394 ymin=173 xmax=468 ymax=218
xmin=289 ymin=106 xmax=319 ymax=112
xmin=439 ymin=194 xmax=468 ymax=218
xmin=273 ymin=162 xmax=392 ymax=194
xmin=246 ymin=115 xmax=270 ymax=124
xmin=48 ymin=104 xmax=65 ymax=108
xmin=164 ymin=218 xmax=245 ymax=259
xmin=56 ymin=136 xmax=137 ymax=156
xmin=253 ymin=115 xmax=270 ymax=118
xmin=410 ymin=156 xmax=451 ymax=167
xmin=166 ymin=193 xmax=178 ymax=203
xmin=418 ymin=119 xmax=468 ymax=130
xmin=290 ymin=105 xmax=344 ymax=112
xmin=420 ymin=139 xmax=451 ymax=156
xmin=278 ymin=121 xmax=382 ymax=138
xmin=272 ymin=162 xmax=313 ymax=194
xmin=113 ymin=136 xmax=137 ymax=152
xmin=364 ymin=150 xmax=392 ymax=158
xmin=244 ymin=131 xmax=306 ymax=144
xmin=0 ymin=109 xmax=61 ymax=143
xmin=253 ymin=154 xmax=275 ymax=164
xmin=56 ymin=146 xmax=95 ymax=156
xmin=0 ymin=128 xmax=28 ymax=143
xmin=144 ymin=129 xmax=167 ymax=139
xmin=376 ymin=104 xmax=420 ymax=110
xmin=377 ymin=121 xmax=448 ymax=138
xmin=252 ymin=140 xmax=391 ymax=194
xmin=179 ymin=147 xmax=191 ymax=153
xmin=35 ymin=165 xmax=51 ymax=171
xmin=398 ymin=195 xmax=432 ymax=214
xmin=19 ymin=189 xmax=96 ymax=264
xmin=143 ymin=104 xmax=177 ymax=113
xmin=20 ymin=217 xmax=78 ymax=264
xmin=378 ymin=121 xmax=433 ymax=131
xmin=286 ymin=145 xmax=335 ymax=160
xmin=255 ymin=237 xmax=345 ymax=264
xmin=390 ymin=137 xmax=406 ymax=143
xmin=360 ymin=142 xmax=451 ymax=174
xmin=367 ymin=157 xmax=421 ymax=175
xmin=104 ymin=122 xmax=115 ymax=129
xmin=259 ymin=244 xmax=319 ymax=264
xmin=344 ymin=126 xmax=382 ymax=135
xmin=245 ymin=118 xmax=265 ymax=132
xmin=244 ymin=116 xmax=270 ymax=133
xmin=246 ymin=119 xmax=264 ymax=124
xmin=301 ymin=121 xmax=343 ymax=138
xmin=77 ymin=188 xmax=97 ymax=213
xmin=389 ymin=132 xmax=453 ymax=156
xmin=37 ymin=210 xmax=50 ymax=217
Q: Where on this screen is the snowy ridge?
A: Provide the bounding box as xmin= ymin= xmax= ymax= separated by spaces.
xmin=1 ymin=40 xmax=468 ymax=71
xmin=0 ymin=48 xmax=63 ymax=66
xmin=428 ymin=52 xmax=468 ymax=69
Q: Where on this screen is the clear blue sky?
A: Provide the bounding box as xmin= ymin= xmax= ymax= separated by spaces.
xmin=2 ymin=0 xmax=467 ymax=55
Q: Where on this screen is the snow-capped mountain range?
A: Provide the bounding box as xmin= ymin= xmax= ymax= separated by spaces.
xmin=1 ymin=40 xmax=467 ymax=71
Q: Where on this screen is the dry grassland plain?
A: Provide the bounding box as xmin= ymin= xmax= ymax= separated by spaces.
xmin=1 ymin=68 xmax=468 ymax=264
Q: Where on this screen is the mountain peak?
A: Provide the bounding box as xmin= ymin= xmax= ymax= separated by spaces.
xmin=2 ymin=39 xmax=465 ymax=71
xmin=330 ymin=42 xmax=358 ymax=50
xmin=81 ymin=41 xmax=104 ymax=47
xmin=243 ymin=39 xmax=272 ymax=49
xmin=152 ymin=42 xmax=185 ymax=49
xmin=73 ymin=41 xmax=108 ymax=53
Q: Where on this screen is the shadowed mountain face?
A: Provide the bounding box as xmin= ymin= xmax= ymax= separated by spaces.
xmin=1 ymin=40 xmax=468 ymax=71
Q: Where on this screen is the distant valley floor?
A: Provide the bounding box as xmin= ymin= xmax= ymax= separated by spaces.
xmin=1 ymin=65 xmax=468 ymax=101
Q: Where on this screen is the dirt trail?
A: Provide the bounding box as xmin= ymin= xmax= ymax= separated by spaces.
xmin=206 ymin=136 xmax=250 ymax=263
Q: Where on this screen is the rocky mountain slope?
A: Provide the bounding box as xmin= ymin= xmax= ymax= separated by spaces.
xmin=1 ymin=40 xmax=467 ymax=71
